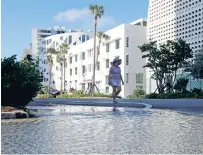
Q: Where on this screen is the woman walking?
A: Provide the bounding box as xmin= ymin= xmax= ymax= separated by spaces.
xmin=109 ymin=58 xmax=124 ymax=107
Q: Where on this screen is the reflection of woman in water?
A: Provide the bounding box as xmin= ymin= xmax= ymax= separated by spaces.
xmin=109 ymin=58 xmax=124 ymax=107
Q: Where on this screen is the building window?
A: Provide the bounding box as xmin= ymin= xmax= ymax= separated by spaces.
xmin=82 ymin=66 xmax=86 ymax=74
xmin=106 ymin=59 xmax=109 ymax=68
xmin=70 ymin=69 xmax=72 ymax=76
xmin=70 ymin=57 xmax=72 ymax=64
xmin=126 ymin=55 xmax=129 ymax=65
xmin=88 ymin=64 xmax=91 ymax=72
xmin=88 ymin=50 xmax=92 ymax=57
xmin=43 ymin=68 xmax=46 ymax=72
xmin=136 ymin=73 xmax=143 ymax=84
xmin=106 ymin=43 xmax=109 ymax=52
xmin=56 ymin=66 xmax=59 ymax=71
xmin=44 ymin=78 xmax=48 ymax=82
xmin=126 ymin=73 xmax=129 ymax=83
xmin=82 ymin=83 xmax=85 ymax=91
xmin=105 ymin=86 xmax=109 ymax=93
xmin=82 ymin=35 xmax=86 ymax=42
xmin=115 ymin=39 xmax=120 ymax=49
xmin=82 ymin=52 xmax=85 ymax=60
xmin=75 ymin=55 xmax=78 ymax=62
xmin=97 ymin=62 xmax=100 ymax=70
xmin=69 ymin=35 xmax=72 ymax=44
xmin=126 ymin=37 xmax=129 ymax=47
xmin=53 ymin=81 xmax=55 ymax=84
xmin=86 ymin=35 xmax=89 ymax=40
xmin=105 ymin=76 xmax=109 ymax=85
xmin=75 ymin=67 xmax=77 ymax=75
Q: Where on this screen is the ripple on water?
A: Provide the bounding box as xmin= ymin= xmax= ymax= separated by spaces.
xmin=1 ymin=107 xmax=203 ymax=154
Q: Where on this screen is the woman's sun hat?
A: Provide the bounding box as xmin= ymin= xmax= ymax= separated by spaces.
xmin=112 ymin=57 xmax=122 ymax=65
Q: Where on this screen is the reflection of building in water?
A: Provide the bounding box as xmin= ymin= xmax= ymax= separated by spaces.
xmin=147 ymin=0 xmax=203 ymax=93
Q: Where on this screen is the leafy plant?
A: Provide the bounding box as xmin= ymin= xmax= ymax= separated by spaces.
xmin=174 ymin=78 xmax=189 ymax=93
xmin=139 ymin=39 xmax=193 ymax=93
xmin=188 ymin=49 xmax=203 ymax=80
xmin=128 ymin=88 xmax=145 ymax=98
xmin=36 ymin=94 xmax=51 ymax=98
xmin=1 ymin=55 xmax=43 ymax=109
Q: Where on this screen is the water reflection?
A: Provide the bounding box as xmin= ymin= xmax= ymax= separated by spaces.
xmin=1 ymin=106 xmax=203 ymax=154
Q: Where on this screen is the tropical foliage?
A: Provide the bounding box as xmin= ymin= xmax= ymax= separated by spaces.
xmin=46 ymin=48 xmax=58 ymax=96
xmin=56 ymin=43 xmax=69 ymax=93
xmin=139 ymin=39 xmax=193 ymax=93
xmin=89 ymin=4 xmax=104 ymax=96
xmin=1 ymin=55 xmax=43 ymax=109
xmin=188 ymin=49 xmax=203 ymax=80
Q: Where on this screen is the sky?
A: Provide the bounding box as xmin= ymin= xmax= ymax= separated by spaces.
xmin=1 ymin=0 xmax=149 ymax=58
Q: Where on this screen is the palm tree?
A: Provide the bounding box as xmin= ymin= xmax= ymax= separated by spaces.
xmin=57 ymin=43 xmax=69 ymax=93
xmin=89 ymin=4 xmax=104 ymax=96
xmin=96 ymin=31 xmax=110 ymax=65
xmin=47 ymin=48 xmax=58 ymax=96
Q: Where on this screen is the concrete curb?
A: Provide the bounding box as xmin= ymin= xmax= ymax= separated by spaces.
xmin=1 ymin=111 xmax=29 ymax=119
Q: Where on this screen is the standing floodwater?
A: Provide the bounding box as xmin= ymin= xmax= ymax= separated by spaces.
xmin=1 ymin=106 xmax=203 ymax=154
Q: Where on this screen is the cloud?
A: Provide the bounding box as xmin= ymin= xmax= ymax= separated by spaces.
xmin=53 ymin=8 xmax=89 ymax=22
xmin=53 ymin=8 xmax=116 ymax=28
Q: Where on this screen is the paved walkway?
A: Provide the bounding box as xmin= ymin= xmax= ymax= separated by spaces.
xmin=29 ymin=98 xmax=203 ymax=109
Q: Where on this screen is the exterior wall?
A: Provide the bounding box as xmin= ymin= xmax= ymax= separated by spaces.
xmin=123 ymin=24 xmax=147 ymax=97
xmin=67 ymin=24 xmax=126 ymax=96
xmin=147 ymin=0 xmax=203 ymax=94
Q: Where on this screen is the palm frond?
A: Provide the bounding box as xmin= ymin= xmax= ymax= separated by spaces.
xmin=89 ymin=4 xmax=104 ymax=18
xmin=97 ymin=31 xmax=110 ymax=42
xmin=89 ymin=4 xmax=96 ymax=14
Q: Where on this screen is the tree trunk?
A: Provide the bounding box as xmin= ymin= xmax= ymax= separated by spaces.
xmin=95 ymin=41 xmax=101 ymax=69
xmin=63 ymin=60 xmax=66 ymax=93
xmin=48 ymin=54 xmax=52 ymax=97
xmin=60 ymin=63 xmax=63 ymax=93
xmin=91 ymin=16 xmax=97 ymax=97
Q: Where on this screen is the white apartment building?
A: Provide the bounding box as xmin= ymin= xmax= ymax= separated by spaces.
xmin=38 ymin=30 xmax=94 ymax=91
xmin=147 ymin=0 xmax=203 ymax=94
xmin=32 ymin=26 xmax=88 ymax=59
xmin=39 ymin=18 xmax=147 ymax=97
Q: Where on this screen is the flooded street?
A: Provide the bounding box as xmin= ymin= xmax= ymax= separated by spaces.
xmin=1 ymin=106 xmax=203 ymax=154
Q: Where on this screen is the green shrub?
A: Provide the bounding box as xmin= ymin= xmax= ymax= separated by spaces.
xmin=174 ymin=78 xmax=189 ymax=93
xmin=1 ymin=55 xmax=43 ymax=109
xmin=145 ymin=93 xmax=158 ymax=99
xmin=145 ymin=92 xmax=203 ymax=99
xmin=127 ymin=88 xmax=146 ymax=98
xmin=36 ymin=94 xmax=52 ymax=98
xmin=56 ymin=93 xmax=111 ymax=98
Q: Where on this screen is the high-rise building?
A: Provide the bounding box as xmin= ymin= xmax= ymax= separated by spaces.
xmin=147 ymin=0 xmax=203 ymax=93
xmin=21 ymin=43 xmax=32 ymax=60
xmin=21 ymin=48 xmax=31 ymax=60
xmin=39 ymin=18 xmax=147 ymax=97
xmin=31 ymin=26 xmax=80 ymax=59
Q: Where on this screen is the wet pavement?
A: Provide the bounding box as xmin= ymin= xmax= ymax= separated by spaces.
xmin=1 ymin=106 xmax=203 ymax=154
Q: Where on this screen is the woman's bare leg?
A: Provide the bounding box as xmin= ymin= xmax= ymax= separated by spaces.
xmin=115 ymin=86 xmax=121 ymax=98
xmin=112 ymin=87 xmax=117 ymax=101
